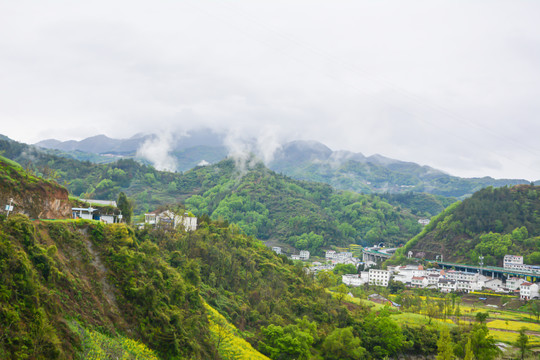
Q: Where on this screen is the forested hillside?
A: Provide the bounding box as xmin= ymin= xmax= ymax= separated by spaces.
xmin=270 ymin=140 xmax=530 ymax=198
xmin=392 ymin=185 xmax=540 ymax=266
xmin=0 ymin=138 xmax=422 ymax=251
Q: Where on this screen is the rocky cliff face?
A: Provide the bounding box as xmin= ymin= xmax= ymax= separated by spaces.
xmin=0 ymin=157 xmax=71 ymax=219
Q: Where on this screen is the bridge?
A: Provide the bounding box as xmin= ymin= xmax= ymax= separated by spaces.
xmin=431 ymin=260 xmax=540 ymax=282
xmin=362 ymin=247 xmax=397 ymax=263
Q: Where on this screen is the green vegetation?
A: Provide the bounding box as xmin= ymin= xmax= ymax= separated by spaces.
xmin=391 ymin=185 xmax=540 ymax=265
xmin=270 ymin=151 xmax=528 ymax=198
xmin=1 ymin=138 xmax=423 ymax=252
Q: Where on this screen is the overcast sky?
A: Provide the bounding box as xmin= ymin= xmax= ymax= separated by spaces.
xmin=1 ymin=1 xmax=540 ymax=180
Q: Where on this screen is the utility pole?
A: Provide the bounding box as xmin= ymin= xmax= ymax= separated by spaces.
xmin=5 ymin=198 xmax=13 ymax=218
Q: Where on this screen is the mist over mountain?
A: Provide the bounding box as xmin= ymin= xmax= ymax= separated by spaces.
xmin=34 ymin=132 xmax=532 ymax=198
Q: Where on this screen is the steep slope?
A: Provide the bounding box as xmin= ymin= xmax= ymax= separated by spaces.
xmin=0 ymin=156 xmax=71 ymax=219
xmin=392 ymin=185 xmax=540 ymax=266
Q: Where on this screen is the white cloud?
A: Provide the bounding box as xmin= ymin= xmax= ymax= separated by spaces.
xmin=0 ymin=1 xmax=540 ymax=180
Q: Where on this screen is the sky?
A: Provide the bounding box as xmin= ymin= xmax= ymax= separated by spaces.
xmin=1 ymin=1 xmax=540 ymax=180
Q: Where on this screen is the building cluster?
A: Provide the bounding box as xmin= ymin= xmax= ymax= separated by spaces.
xmin=341 ymin=264 xmax=539 ymax=300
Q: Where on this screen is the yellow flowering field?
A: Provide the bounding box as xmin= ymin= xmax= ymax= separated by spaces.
xmin=205 ymin=303 xmax=271 ymax=360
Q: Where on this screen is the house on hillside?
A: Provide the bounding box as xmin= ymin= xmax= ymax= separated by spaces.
xmin=144 ymin=210 xmax=197 ymax=231
xmin=272 ymin=247 xmax=282 ymax=255
xmin=72 ymin=199 xmax=122 ymax=224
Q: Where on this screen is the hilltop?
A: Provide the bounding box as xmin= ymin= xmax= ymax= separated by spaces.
xmin=33 ymin=134 xmax=531 ymax=198
xmin=392 ymin=185 xmax=540 ymax=266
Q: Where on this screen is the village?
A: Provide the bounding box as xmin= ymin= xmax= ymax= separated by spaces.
xmin=273 ymin=246 xmax=540 ymax=301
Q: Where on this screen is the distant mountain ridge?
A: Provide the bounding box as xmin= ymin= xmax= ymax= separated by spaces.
xmin=33 ymin=133 xmax=531 ymax=198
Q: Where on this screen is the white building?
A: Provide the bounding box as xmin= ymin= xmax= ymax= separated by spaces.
xmin=427 ymin=274 xmax=442 ymax=286
xmin=506 ymin=277 xmax=527 ymax=291
xmin=483 ymin=278 xmax=504 ymax=291
xmin=299 ymin=250 xmax=310 ymax=261
xmin=438 ymin=279 xmax=457 ymax=293
xmin=144 ymin=210 xmax=198 ymax=231
xmin=325 ymin=250 xmax=336 ymax=259
xmin=342 ymin=273 xmax=369 ymax=287
xmin=418 ymin=218 xmax=430 ymax=226
xmin=272 ymin=247 xmax=282 ymax=255
xmin=368 ymin=269 xmax=391 ymax=287
xmin=411 ymin=276 xmax=428 ymax=288
xmin=72 ymin=206 xmax=121 ymax=224
xmin=445 ymin=270 xmax=478 ymax=282
xmin=520 ymin=282 xmax=539 ymax=300
xmin=291 ymin=255 xmax=300 ymax=260
xmin=456 ymin=280 xmax=474 ymax=293
xmin=504 ymin=255 xmax=524 ymax=269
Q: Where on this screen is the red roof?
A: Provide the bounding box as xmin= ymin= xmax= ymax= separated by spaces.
xmin=412 ymin=276 xmax=425 ymax=280
xmin=521 ymin=282 xmax=533 ymax=286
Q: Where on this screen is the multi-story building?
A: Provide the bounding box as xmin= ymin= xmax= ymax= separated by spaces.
xmin=504 ymin=255 xmax=524 ymax=269
xmin=299 ymin=250 xmax=310 ymax=261
xmin=411 ymin=276 xmax=428 ymax=288
xmin=438 ymin=279 xmax=457 ymax=293
xmin=445 ymin=270 xmax=478 ymax=282
xmin=506 ymin=277 xmax=527 ymax=291
xmin=272 ymin=247 xmax=282 ymax=255
xmin=368 ymin=269 xmax=391 ymax=287
xmin=520 ymin=282 xmax=539 ymax=300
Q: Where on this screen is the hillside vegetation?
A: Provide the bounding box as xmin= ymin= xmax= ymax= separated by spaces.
xmin=0 ymin=138 xmax=422 ymax=251
xmin=392 ymin=185 xmax=540 ymax=266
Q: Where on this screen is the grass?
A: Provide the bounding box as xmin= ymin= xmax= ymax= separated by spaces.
xmin=487 ymin=320 xmax=540 ymax=332
xmin=490 ymin=330 xmax=540 ymax=348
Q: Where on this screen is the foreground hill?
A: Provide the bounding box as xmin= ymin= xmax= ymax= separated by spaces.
xmin=1 ymin=137 xmax=422 ymax=251
xmin=392 ymin=185 xmax=540 ymax=266
xmin=0 ymin=163 xmax=501 ymax=359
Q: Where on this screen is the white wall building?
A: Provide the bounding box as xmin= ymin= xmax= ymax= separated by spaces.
xmin=411 ymin=276 xmax=428 ymax=288
xmin=506 ymin=277 xmax=527 ymax=291
xmin=483 ymin=278 xmax=504 ymax=291
xmin=272 ymin=247 xmax=282 ymax=255
xmin=144 ymin=210 xmax=198 ymax=231
xmin=520 ymin=282 xmax=539 ymax=300
xmin=368 ymin=269 xmax=391 ymax=287
xmin=299 ymin=250 xmax=310 ymax=261
xmin=438 ymin=279 xmax=457 ymax=293
xmin=504 ymin=255 xmax=524 ymax=268
xmin=342 ymin=273 xmax=369 ymax=287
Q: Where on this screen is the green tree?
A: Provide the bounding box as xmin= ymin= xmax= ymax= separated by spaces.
xmin=463 ymin=336 xmax=473 ymax=360
xmin=117 ymin=192 xmax=133 ymax=224
xmin=321 ymin=327 xmax=365 ymax=360
xmin=468 ymin=324 xmax=500 ymax=360
xmin=258 ymin=323 xmax=315 ymax=360
xmin=475 ymin=311 xmax=488 ymax=324
xmin=436 ymin=327 xmax=454 ymax=360
xmin=515 ymin=328 xmax=529 ymax=360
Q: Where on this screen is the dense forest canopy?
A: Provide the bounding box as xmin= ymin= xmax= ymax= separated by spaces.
xmin=393 ymin=185 xmax=540 ymax=266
